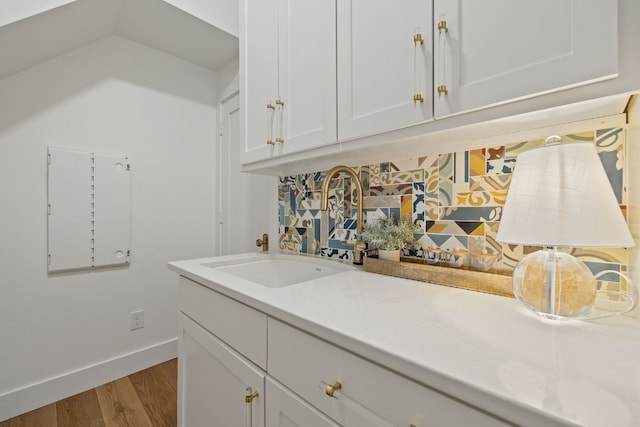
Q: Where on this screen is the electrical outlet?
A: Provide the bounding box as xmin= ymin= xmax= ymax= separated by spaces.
xmin=130 ymin=310 xmax=144 ymax=330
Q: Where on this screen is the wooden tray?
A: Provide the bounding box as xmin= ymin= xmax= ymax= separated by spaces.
xmin=363 ymin=256 xmax=514 ymax=298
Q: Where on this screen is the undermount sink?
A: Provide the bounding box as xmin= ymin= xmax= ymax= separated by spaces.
xmin=203 ymin=254 xmax=354 ymax=288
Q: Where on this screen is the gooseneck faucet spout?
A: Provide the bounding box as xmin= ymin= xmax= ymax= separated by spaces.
xmin=321 ymin=166 xmax=366 ymax=265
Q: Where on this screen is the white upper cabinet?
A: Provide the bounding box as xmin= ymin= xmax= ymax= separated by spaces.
xmin=241 ymin=0 xmax=337 ymax=165
xmin=433 ymin=0 xmax=618 ymax=118
xmin=241 ymin=0 xmax=631 ymax=174
xmin=242 ymin=0 xmax=278 ymax=164
xmin=337 ymin=0 xmax=433 ymax=141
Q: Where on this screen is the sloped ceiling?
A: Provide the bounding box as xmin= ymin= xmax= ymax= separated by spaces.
xmin=0 ymin=0 xmax=238 ymax=79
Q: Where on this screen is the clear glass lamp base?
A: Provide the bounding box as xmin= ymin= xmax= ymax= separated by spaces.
xmin=512 ymin=248 xmax=596 ymax=320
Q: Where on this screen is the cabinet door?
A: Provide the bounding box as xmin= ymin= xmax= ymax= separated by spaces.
xmin=241 ymin=0 xmax=278 ymax=164
xmin=277 ymin=0 xmax=337 ymax=154
xmin=433 ymin=0 xmax=618 ymax=117
xmin=179 ymin=313 xmax=265 ymax=427
xmin=337 ymin=0 xmax=432 ymax=141
xmin=241 ymin=0 xmax=336 ymax=165
xmin=265 ymin=378 xmax=339 ymax=427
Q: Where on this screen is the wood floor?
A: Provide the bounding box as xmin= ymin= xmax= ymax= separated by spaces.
xmin=0 ymin=359 xmax=177 ymax=427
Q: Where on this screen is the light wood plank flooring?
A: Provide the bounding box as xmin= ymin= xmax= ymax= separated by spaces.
xmin=0 ymin=359 xmax=177 ymax=427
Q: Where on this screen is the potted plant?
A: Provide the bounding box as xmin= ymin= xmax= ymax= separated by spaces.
xmin=362 ymin=215 xmax=417 ymax=262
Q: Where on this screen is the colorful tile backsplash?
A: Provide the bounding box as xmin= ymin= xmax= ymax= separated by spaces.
xmin=278 ymin=127 xmax=629 ymax=289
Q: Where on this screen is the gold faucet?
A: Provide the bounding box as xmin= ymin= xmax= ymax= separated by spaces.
xmin=321 ymin=166 xmax=366 ymax=265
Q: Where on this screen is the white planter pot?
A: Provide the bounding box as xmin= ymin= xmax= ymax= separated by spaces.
xmin=378 ymin=249 xmax=401 ymax=262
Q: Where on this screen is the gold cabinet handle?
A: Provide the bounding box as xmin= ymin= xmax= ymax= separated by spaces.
xmin=275 ymin=138 xmax=284 ymax=143
xmin=324 ymin=381 xmax=342 ymax=398
xmin=245 ymin=389 xmax=259 ymax=403
xmin=266 ymin=140 xmax=275 ymax=146
xmin=267 ymin=103 xmax=275 ymax=110
xmin=413 ymin=93 xmax=424 ymax=104
xmin=275 ymin=99 xmax=284 ymax=107
xmin=438 ymin=20 xmax=448 ymax=33
xmin=437 ymin=85 xmax=448 ymax=96
xmin=413 ymin=33 xmax=424 ymax=45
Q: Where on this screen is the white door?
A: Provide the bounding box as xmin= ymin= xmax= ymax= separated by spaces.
xmin=433 ymin=0 xmax=618 ymax=117
xmin=337 ymin=0 xmax=433 ymax=141
xmin=178 ymin=313 xmax=265 ymax=427
xmin=277 ymin=0 xmax=337 ymax=154
xmin=241 ymin=0 xmax=278 ymax=164
xmin=265 ymin=378 xmax=339 ymax=427
xmin=219 ymin=93 xmax=276 ymax=255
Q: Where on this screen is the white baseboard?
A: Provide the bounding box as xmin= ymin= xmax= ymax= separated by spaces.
xmin=0 ymin=338 xmax=178 ymax=422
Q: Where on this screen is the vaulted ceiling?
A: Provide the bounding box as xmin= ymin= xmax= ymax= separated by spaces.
xmin=0 ymin=0 xmax=239 ymax=79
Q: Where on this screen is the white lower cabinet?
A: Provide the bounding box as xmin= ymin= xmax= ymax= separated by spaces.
xmin=179 ymin=277 xmax=511 ymax=426
xmin=178 ymin=313 xmax=265 ymax=427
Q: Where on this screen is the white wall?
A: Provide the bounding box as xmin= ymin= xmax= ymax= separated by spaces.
xmin=0 ymin=0 xmax=76 ymax=27
xmin=0 ymin=35 xmax=218 ymax=420
xmin=218 ymin=57 xmax=240 ymax=102
xmin=164 ymin=0 xmax=239 ymax=37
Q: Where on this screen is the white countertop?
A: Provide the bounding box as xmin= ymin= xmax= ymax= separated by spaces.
xmin=169 ymin=252 xmax=640 ymax=427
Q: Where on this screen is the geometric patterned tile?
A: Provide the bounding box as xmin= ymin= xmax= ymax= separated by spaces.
xmin=363 ymin=195 xmax=401 ymax=209
xmin=424 ymin=194 xmax=442 ymax=221
xmin=469 ymin=175 xmax=511 ymax=191
xmin=369 ymin=184 xmax=413 ymax=196
xmin=439 ymin=179 xmax=454 ymax=206
xmin=456 ymin=191 xmax=507 ymax=207
xmin=454 ymin=151 xmax=469 ymax=184
xmin=583 ymin=261 xmax=621 ymax=283
xmin=571 ymin=247 xmax=627 ymax=265
xmin=401 ymin=195 xmax=413 ymax=220
xmin=440 ymin=206 xmax=502 ymax=221
xmin=487 ymin=145 xmax=505 ymax=160
xmin=504 ymin=139 xmax=545 ymax=157
xmin=596 ymin=127 xmax=625 ymax=204
xmin=389 ymin=158 xmax=420 ymax=171
xmin=413 ymin=182 xmax=425 ymax=228
xmin=277 ymin=126 xmax=629 ymax=280
xmin=469 ymin=148 xmax=486 ymax=175
xmin=378 ymin=169 xmax=425 ymax=185
xmin=486 ymin=158 xmax=516 ymax=175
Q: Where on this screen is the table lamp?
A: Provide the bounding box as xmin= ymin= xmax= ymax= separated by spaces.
xmin=496 ymin=136 xmax=636 ymax=320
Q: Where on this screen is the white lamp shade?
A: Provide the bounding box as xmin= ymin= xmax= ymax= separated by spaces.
xmin=496 ymin=142 xmax=634 ymax=247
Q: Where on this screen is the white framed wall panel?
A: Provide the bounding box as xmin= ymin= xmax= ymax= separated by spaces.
xmin=47 ymin=147 xmax=92 ymax=271
xmin=93 ymin=153 xmax=131 ymax=268
xmin=47 ymin=146 xmax=130 ymax=272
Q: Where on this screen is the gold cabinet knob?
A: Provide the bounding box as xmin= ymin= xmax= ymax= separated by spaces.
xmin=276 ymin=138 xmax=284 ymax=143
xmin=413 ymin=93 xmax=424 ymax=104
xmin=438 ymin=20 xmax=448 ymax=33
xmin=437 ymin=85 xmax=448 ymax=96
xmin=275 ymin=99 xmax=285 ymax=106
xmin=324 ymin=381 xmax=342 ymax=398
xmin=266 ymin=140 xmax=275 ymax=145
xmin=413 ymin=33 xmax=424 ymax=45
xmin=267 ymin=103 xmax=275 ymax=110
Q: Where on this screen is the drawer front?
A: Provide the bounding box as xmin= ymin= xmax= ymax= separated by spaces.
xmin=179 ymin=276 xmax=267 ymax=369
xmin=268 ymin=318 xmax=511 ymax=427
